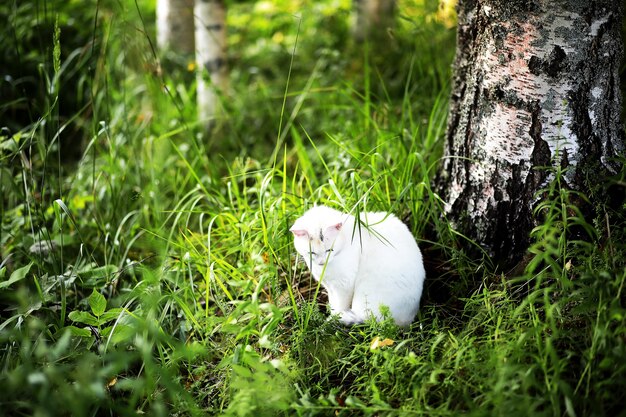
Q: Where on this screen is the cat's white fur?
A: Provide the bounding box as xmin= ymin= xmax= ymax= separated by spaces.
xmin=290 ymin=205 xmax=425 ymax=326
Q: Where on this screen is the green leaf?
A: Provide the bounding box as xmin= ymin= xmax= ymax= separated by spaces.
xmin=68 ymin=310 xmax=99 ymax=326
xmin=89 ymin=289 xmax=107 ymax=317
xmin=99 ymin=308 xmax=125 ymax=324
xmin=78 ymin=264 xmax=118 ymax=279
xmin=78 ymin=264 xmax=118 ymax=288
xmin=64 ymin=325 xmax=92 ymax=338
xmin=101 ymin=324 xmax=134 ymax=345
xmin=231 ymin=364 xmax=254 ymax=379
xmin=0 ymin=262 xmax=33 ymax=289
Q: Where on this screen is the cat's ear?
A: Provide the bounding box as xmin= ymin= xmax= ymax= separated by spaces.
xmin=324 ymin=222 xmax=342 ymax=239
xmin=328 ymin=222 xmax=342 ymax=231
xmin=290 ymin=227 xmax=309 ymax=238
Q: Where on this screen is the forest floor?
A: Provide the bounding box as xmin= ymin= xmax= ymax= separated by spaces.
xmin=1 ymin=1 xmax=626 ymax=416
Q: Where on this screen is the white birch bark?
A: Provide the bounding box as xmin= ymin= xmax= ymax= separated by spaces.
xmin=156 ymin=0 xmax=195 ymax=56
xmin=352 ymin=0 xmax=396 ymax=42
xmin=194 ymin=0 xmax=227 ymax=125
xmin=440 ymin=0 xmax=624 ymax=262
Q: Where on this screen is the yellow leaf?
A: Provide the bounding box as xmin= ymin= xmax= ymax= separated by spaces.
xmin=106 ymin=377 xmax=117 ymax=389
xmin=370 ymin=337 xmax=394 ymax=350
xmin=187 ymin=61 xmax=196 ymax=72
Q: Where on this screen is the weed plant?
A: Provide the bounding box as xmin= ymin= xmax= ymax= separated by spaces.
xmin=1 ymin=1 xmax=625 ymax=416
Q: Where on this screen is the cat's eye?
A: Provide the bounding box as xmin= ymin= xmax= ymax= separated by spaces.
xmin=307 ymin=250 xmax=331 ymax=257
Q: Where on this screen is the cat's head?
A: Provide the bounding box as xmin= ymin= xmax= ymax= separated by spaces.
xmin=290 ymin=206 xmax=345 ymax=268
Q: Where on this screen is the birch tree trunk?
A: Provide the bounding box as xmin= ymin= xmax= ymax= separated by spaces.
xmin=194 ymin=0 xmax=228 ymax=127
xmin=352 ymin=0 xmax=396 ymax=42
xmin=439 ymin=0 xmax=624 ymax=263
xmin=156 ymin=0 xmax=195 ymax=59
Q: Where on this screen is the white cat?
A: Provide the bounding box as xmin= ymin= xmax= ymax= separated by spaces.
xmin=290 ymin=205 xmax=425 ymax=326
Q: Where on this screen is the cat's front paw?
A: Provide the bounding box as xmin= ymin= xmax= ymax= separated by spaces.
xmin=333 ymin=309 xmax=363 ymax=326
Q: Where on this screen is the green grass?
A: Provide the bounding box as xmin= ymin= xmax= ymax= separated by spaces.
xmin=1 ymin=0 xmax=626 ymax=416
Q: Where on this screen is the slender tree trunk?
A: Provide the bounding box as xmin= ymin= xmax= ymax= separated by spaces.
xmin=194 ymin=0 xmax=228 ymax=127
xmin=440 ymin=0 xmax=624 ymax=264
xmin=156 ymin=0 xmax=195 ymax=58
xmin=352 ymin=0 xmax=396 ymax=42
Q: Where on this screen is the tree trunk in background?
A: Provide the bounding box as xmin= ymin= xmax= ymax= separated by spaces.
xmin=194 ymin=0 xmax=228 ymax=127
xmin=156 ymin=0 xmax=195 ymax=59
xmin=440 ymin=0 xmax=624 ymax=264
xmin=352 ymin=0 xmax=396 ymax=42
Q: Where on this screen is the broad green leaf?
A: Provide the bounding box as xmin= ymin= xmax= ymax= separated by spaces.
xmin=52 ymin=234 xmax=76 ymax=246
xmin=68 ymin=310 xmax=99 ymax=326
xmin=78 ymin=264 xmax=118 ymax=278
xmin=231 ymin=364 xmax=254 ymax=379
xmin=0 ymin=262 xmax=33 ymax=289
xmin=89 ymin=289 xmax=107 ymax=317
xmin=101 ymin=324 xmax=134 ymax=345
xmin=64 ymin=326 xmax=93 ymax=338
xmin=78 ymin=264 xmax=118 ymax=287
xmin=99 ymin=308 xmax=125 ymax=324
